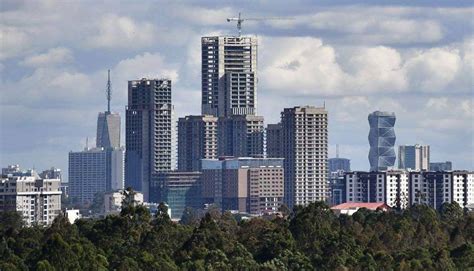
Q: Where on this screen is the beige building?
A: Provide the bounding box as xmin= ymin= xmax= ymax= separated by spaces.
xmin=280 ymin=106 xmax=328 ymax=208
xmin=0 ymin=174 xmax=62 ymax=226
xmin=103 ymin=190 xmax=144 ymax=215
xmin=178 ymin=115 xmax=218 ymax=172
xmin=201 ymin=157 xmax=284 ymax=215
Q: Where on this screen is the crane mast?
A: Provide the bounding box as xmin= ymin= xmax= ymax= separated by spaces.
xmin=226 ymin=12 xmax=291 ymax=36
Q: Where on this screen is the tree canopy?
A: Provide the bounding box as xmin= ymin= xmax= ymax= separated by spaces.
xmin=0 ymin=201 xmax=472 ymax=270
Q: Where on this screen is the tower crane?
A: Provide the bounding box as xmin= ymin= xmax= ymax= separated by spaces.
xmin=227 ymin=12 xmax=292 ymax=36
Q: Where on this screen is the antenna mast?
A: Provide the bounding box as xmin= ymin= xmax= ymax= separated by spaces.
xmin=336 ymin=144 xmax=339 ymax=158
xmin=106 ymin=69 xmax=111 ymax=113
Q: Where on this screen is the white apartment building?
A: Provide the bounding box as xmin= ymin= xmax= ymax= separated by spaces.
xmin=0 ymin=175 xmax=62 ymax=226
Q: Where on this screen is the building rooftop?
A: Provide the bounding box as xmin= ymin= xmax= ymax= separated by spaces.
xmin=331 ymin=202 xmax=389 ymax=211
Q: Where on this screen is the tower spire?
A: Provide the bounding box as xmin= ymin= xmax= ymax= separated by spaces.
xmin=336 ymin=144 xmax=339 ymax=158
xmin=106 ymin=69 xmax=111 ymax=113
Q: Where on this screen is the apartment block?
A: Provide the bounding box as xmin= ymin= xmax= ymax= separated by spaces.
xmin=0 ymin=175 xmax=61 ymax=226
xmin=218 ymin=115 xmax=264 ymax=158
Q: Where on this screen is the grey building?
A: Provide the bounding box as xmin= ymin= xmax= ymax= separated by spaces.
xmin=266 ymin=123 xmax=283 ymax=158
xmin=68 ymin=147 xmax=124 ymax=206
xmin=201 ymin=36 xmax=258 ymax=117
xmin=328 ymin=158 xmax=351 ymax=173
xmin=398 ymin=144 xmax=430 ymax=171
xmin=430 ymin=161 xmax=453 ymax=171
xmin=125 ymin=78 xmax=174 ymax=201
xmin=178 ymin=115 xmax=218 ymax=172
xmin=281 ymin=106 xmax=328 ymax=208
xmin=218 ymin=115 xmax=264 ymax=158
xmin=97 ymin=112 xmax=121 ymax=149
xmin=0 ymin=174 xmax=62 ymax=226
xmin=201 ymin=157 xmax=284 ymax=215
xmin=368 ymin=111 xmax=396 ymax=171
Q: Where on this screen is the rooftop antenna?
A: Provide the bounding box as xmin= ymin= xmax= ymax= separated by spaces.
xmin=227 ymin=12 xmax=292 ymax=36
xmin=336 ymin=144 xmax=339 ymax=158
xmin=106 ymin=69 xmax=111 ymax=113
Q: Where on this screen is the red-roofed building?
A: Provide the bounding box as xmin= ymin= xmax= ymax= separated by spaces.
xmin=331 ymin=202 xmax=390 ymax=216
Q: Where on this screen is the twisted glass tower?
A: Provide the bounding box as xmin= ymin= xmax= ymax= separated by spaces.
xmin=368 ymin=111 xmax=396 ymax=171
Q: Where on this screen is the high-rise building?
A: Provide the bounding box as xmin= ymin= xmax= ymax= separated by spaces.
xmin=328 ymin=158 xmax=351 ymax=173
xmin=281 ymin=106 xmax=328 ymax=208
xmin=97 ymin=112 xmax=121 ymax=149
xmin=96 ymin=70 xmax=121 ymax=149
xmin=68 ymin=147 xmax=124 ymax=205
xmin=125 ymin=78 xmax=174 ymax=201
xmin=178 ymin=115 xmax=218 ymax=172
xmin=0 ymin=174 xmax=62 ymax=226
xmin=218 ymin=115 xmax=264 ymax=158
xmin=201 ymin=157 xmax=284 ymax=214
xmin=368 ymin=111 xmax=396 ymax=171
xmin=266 ymin=123 xmax=283 ymax=158
xmin=398 ymin=144 xmax=430 ymax=171
xmin=201 ymin=36 xmax=257 ymax=117
xmin=430 ymin=161 xmax=453 ymax=171
xmin=39 ymin=167 xmax=62 ymax=181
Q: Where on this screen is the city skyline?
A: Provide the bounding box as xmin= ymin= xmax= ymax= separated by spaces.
xmin=1 ymin=1 xmax=473 ymax=181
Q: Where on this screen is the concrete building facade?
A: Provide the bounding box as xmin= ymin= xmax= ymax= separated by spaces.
xmin=217 ymin=115 xmax=264 ymax=158
xmin=430 ymin=161 xmax=453 ymax=171
xmin=125 ymin=78 xmax=174 ymax=201
xmin=398 ymin=144 xmax=430 ymax=171
xmin=96 ymin=112 xmax=121 ymax=149
xmin=178 ymin=115 xmax=218 ymax=172
xmin=0 ymin=175 xmax=62 ymax=226
xmin=201 ymin=36 xmax=258 ymax=117
xmin=281 ymin=106 xmax=328 ymax=208
xmin=266 ymin=123 xmax=283 ymax=158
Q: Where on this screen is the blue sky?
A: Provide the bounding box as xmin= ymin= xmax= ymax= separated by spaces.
xmin=0 ymin=0 xmax=473 ymax=179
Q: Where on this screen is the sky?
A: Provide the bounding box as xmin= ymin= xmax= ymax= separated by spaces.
xmin=0 ymin=0 xmax=473 ymax=181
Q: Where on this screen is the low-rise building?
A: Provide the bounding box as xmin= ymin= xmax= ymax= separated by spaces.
xmin=65 ymin=209 xmax=81 ymax=224
xmin=331 ymin=202 xmax=390 ymax=216
xmin=103 ymin=190 xmax=144 ymax=215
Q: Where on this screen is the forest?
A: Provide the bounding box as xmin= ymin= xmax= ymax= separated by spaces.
xmin=1 ymin=199 xmax=473 ymax=270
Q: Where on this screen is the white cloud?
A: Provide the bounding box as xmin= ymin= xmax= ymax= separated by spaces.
xmin=404 ymin=48 xmax=462 ymax=92
xmin=0 ymin=26 xmax=31 ymax=60
xmin=20 ymin=47 xmax=73 ymax=67
xmin=85 ymin=14 xmax=156 ymax=49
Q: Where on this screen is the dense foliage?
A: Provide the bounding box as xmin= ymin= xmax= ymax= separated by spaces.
xmin=1 ymin=201 xmax=473 ymax=270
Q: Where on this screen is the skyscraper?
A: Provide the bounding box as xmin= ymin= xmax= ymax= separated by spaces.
xmin=368 ymin=111 xmax=396 ymax=171
xmin=96 ymin=70 xmax=121 ymax=149
xmin=178 ymin=115 xmax=218 ymax=172
xmin=201 ymin=36 xmax=257 ymax=117
xmin=217 ymin=114 xmax=264 ymax=158
xmin=398 ymin=144 xmax=430 ymax=171
xmin=281 ymin=106 xmax=328 ymax=208
xmin=266 ymin=123 xmax=283 ymax=158
xmin=125 ymin=78 xmax=173 ymax=201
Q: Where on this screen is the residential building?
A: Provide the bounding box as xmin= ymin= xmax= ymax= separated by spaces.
xmin=329 ymin=171 xmax=346 ymax=206
xmin=368 ymin=111 xmax=396 ymax=171
xmin=2 ymin=165 xmax=20 ymax=175
xmin=150 ymin=172 xmax=202 ymax=219
xmin=201 ymin=157 xmax=284 ymax=215
xmin=103 ymin=190 xmax=144 ymax=215
xmin=218 ymin=115 xmax=264 ymax=158
xmin=125 ymin=78 xmax=174 ymax=201
xmin=0 ymin=175 xmax=61 ymax=226
xmin=345 ymin=171 xmax=409 ymax=209
xmin=68 ymin=147 xmax=124 ymax=206
xmin=281 ymin=106 xmax=328 ymax=208
xmin=430 ymin=161 xmax=453 ymax=171
xmin=266 ymin=123 xmax=283 ymax=158
xmin=178 ymin=115 xmax=218 ymax=172
xmin=409 ymin=171 xmax=474 ymax=209
xmin=39 ymin=167 xmax=62 ymax=181
xmin=201 ymin=36 xmax=258 ymax=117
xmin=398 ymin=144 xmax=430 ymax=171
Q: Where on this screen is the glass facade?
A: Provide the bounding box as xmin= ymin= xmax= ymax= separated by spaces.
xmin=368 ymin=111 xmax=396 ymax=171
